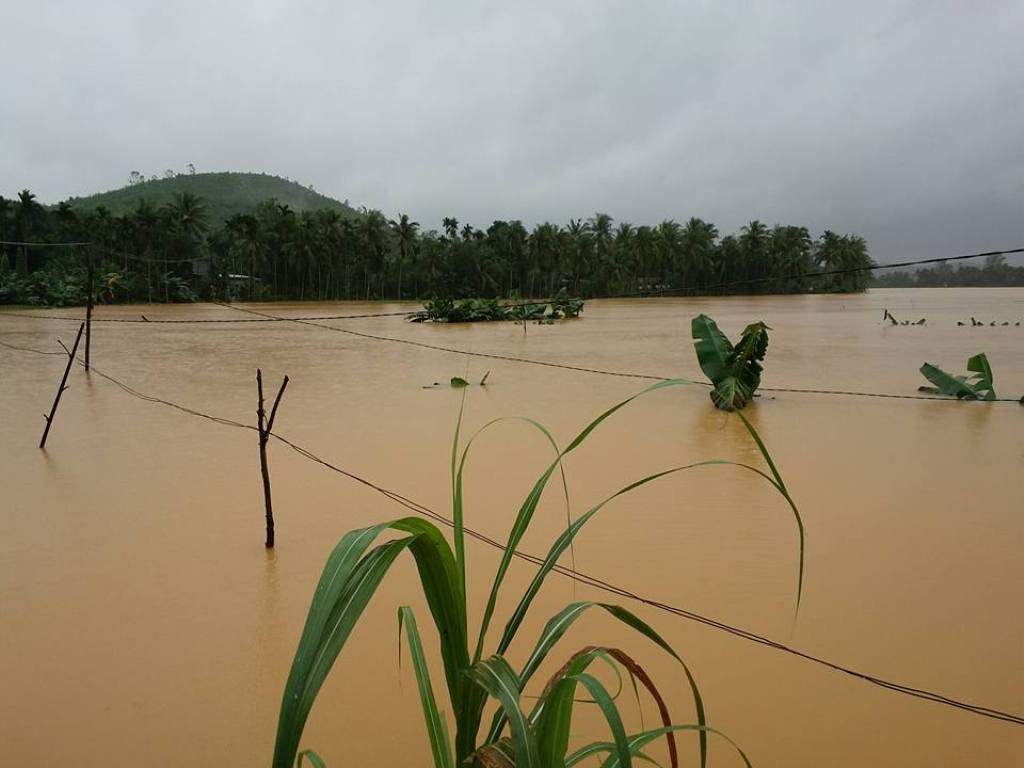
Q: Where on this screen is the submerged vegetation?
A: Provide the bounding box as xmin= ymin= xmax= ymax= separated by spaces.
xmin=919 ymin=353 xmax=997 ymax=400
xmin=692 ymin=315 xmax=771 ymax=411
xmin=273 ymin=383 xmax=804 ymax=767
xmin=2 ymin=179 xmax=873 ymax=306
xmin=409 ymin=292 xmax=584 ymax=323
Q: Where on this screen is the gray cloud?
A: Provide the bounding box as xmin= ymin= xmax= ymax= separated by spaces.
xmin=2 ymin=0 xmax=1022 ymax=262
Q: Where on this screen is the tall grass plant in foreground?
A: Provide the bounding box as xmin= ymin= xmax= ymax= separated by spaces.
xmin=272 ymin=380 xmax=803 ymax=768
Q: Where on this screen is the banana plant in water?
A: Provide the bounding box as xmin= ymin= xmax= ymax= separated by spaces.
xmin=919 ymin=353 xmax=996 ymax=400
xmin=273 ymin=380 xmax=804 ymax=768
xmin=691 ymin=315 xmax=771 ymax=411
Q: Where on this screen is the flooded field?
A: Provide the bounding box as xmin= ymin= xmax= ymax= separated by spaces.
xmin=1 ymin=288 xmax=1022 ymax=767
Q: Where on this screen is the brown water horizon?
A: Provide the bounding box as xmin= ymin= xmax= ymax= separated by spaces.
xmin=2 ymin=288 xmax=1022 ymax=766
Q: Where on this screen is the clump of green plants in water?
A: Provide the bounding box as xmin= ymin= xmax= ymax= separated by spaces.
xmin=449 ymin=372 xmax=489 ymax=388
xmin=691 ymin=315 xmax=771 ymax=411
xmin=409 ymin=291 xmax=584 ymax=324
xmin=919 ymin=353 xmax=997 ymax=400
xmin=272 ymin=380 xmax=804 ymax=768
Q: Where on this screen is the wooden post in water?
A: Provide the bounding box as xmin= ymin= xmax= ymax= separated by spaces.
xmin=256 ymin=369 xmax=289 ymax=548
xmin=85 ymin=246 xmax=94 ymax=371
xmin=40 ymin=322 xmax=85 ymax=449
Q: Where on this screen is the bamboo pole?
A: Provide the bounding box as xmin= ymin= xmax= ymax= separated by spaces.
xmin=39 ymin=322 xmax=84 ymax=449
xmin=257 ymin=369 xmax=289 ymax=548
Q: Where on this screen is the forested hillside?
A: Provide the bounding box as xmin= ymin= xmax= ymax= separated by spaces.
xmin=1 ymin=183 xmax=874 ymax=305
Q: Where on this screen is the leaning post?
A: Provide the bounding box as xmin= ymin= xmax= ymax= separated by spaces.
xmin=40 ymin=322 xmax=85 ymax=449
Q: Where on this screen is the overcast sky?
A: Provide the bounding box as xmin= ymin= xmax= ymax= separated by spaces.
xmin=2 ymin=1 xmax=1022 ymax=262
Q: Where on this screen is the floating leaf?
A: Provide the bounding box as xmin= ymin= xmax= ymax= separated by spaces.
xmin=450 ymin=377 xmax=469 ymax=388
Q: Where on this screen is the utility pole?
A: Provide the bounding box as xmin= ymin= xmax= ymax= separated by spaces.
xmin=85 ymin=246 xmax=94 ymax=371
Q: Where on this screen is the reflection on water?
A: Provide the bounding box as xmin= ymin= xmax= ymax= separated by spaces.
xmin=1 ymin=288 xmax=1022 ymax=766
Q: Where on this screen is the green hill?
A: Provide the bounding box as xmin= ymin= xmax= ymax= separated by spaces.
xmin=62 ymin=171 xmax=360 ymax=225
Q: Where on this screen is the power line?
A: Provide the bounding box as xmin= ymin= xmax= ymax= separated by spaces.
xmin=7 ymin=344 xmax=1019 ymax=728
xmin=0 ymin=309 xmax=416 ymax=323
xmin=0 ymin=338 xmax=68 ymax=356
xmin=212 ymin=302 xmax=1024 ymax=403
xmin=214 ymin=300 xmax=681 ymax=381
xmin=0 ymin=240 xmax=91 ymax=247
xmin=4 ymin=307 xmax=1020 ymax=403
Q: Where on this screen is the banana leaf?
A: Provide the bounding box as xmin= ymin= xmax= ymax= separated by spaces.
xmin=919 ymin=352 xmax=996 ymax=400
xmin=691 ymin=315 xmax=770 ymax=410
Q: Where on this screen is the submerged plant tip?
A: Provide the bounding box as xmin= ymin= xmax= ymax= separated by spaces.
xmin=691 ymin=314 xmax=770 ymax=411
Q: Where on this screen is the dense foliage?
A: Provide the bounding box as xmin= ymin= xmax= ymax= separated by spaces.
xmin=2 ymin=182 xmax=874 ymax=306
xmin=875 ymin=255 xmax=1024 ymax=288
xmin=410 ymin=292 xmax=584 ymax=323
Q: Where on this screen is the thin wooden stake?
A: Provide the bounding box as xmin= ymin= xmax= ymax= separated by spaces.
xmin=40 ymin=322 xmax=85 ymax=449
xmin=257 ymin=368 xmax=289 ymax=548
xmin=85 ymin=247 xmax=94 ymax=371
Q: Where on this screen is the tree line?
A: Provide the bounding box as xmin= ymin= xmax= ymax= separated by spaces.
xmin=874 ymin=254 xmax=1024 ymax=288
xmin=1 ymin=188 xmax=875 ymax=306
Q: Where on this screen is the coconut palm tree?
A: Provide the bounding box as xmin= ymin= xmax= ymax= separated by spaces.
xmin=14 ymin=189 xmax=43 ymax=275
xmin=389 ymin=213 xmax=420 ymax=299
xmin=654 ymin=219 xmax=681 ymax=289
xmin=0 ymin=196 xmax=11 ymax=271
xmin=681 ymin=218 xmax=718 ymax=290
xmin=739 ymin=220 xmax=768 ymax=286
xmin=360 ymin=210 xmax=389 ymax=299
xmin=634 ymin=225 xmax=656 ymax=292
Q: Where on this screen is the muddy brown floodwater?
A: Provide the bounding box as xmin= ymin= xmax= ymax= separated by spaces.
xmin=1 ymin=288 xmax=1022 ymax=767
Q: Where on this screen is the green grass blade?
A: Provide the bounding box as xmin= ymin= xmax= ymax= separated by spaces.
xmin=495 ymin=451 xmax=799 ymax=765
xmin=495 ymin=457 xmax=801 ymax=655
xmin=297 ymin=749 xmax=327 ymax=768
xmin=489 ymin=600 xmax=703 ymax=753
xmin=534 ymin=647 xmax=607 ymax=764
xmin=450 ymin=389 xmax=469 ymax=618
xmin=398 ymin=607 xmax=455 ymax=768
xmin=274 ymin=517 xmax=466 ymax=768
xmin=273 ymin=522 xmax=402 ymax=766
xmin=735 ymin=411 xmax=804 ymax=611
xmin=453 ymin=414 xmax=572 ymax=759
xmin=390 ymin=518 xmax=468 ymax=714
xmin=468 ymin=656 xmax=539 ymax=768
xmin=497 ymin=461 xmax=729 ymax=658
xmin=567 ymin=725 xmax=751 ymax=768
xmin=571 ymin=672 xmax=633 ymax=768
xmin=474 ymin=380 xmax=695 ymax=663
xmin=273 ymin=533 xmax=415 ymax=768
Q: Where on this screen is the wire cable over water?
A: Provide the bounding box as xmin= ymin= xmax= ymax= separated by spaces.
xmin=5 ymin=340 xmax=1018 ymax=728
xmin=4 ymin=309 xmax=1021 ymax=402
xmin=211 ymin=302 xmax=1024 ymax=403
